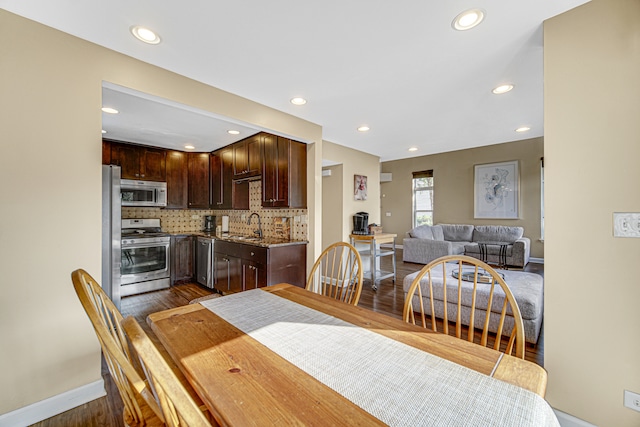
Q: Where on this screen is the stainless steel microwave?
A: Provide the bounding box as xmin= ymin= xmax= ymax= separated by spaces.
xmin=120 ymin=179 xmax=167 ymax=207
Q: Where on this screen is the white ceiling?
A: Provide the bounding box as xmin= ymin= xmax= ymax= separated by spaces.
xmin=1 ymin=0 xmax=589 ymax=162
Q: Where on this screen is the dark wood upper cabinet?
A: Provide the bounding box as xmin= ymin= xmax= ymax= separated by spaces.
xmin=232 ymin=134 xmax=262 ymax=180
xmin=108 ymin=141 xmax=167 ymax=182
xmin=141 ymin=149 xmax=167 ymax=181
xmin=262 ymin=135 xmax=307 ymax=208
xmin=188 ymin=152 xmax=210 ymax=209
xmin=211 ymin=147 xmax=234 ymax=209
xmin=232 ymin=181 xmax=249 ymax=210
xmin=166 ymin=150 xmax=188 ymax=209
xmin=102 ymin=140 xmax=111 ymax=165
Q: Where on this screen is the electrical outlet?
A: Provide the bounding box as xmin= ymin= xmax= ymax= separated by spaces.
xmin=613 ymin=213 xmax=640 ymax=238
xmin=386 ymin=212 xmax=392 ymax=217
xmin=191 ymin=215 xmax=199 ymax=220
xmin=624 ymin=390 xmax=640 ymax=412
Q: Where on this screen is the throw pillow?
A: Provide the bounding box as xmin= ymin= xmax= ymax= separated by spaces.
xmin=410 ymin=225 xmax=434 ymax=239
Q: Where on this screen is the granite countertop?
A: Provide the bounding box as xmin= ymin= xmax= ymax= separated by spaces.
xmin=178 ymin=231 xmax=308 ymax=248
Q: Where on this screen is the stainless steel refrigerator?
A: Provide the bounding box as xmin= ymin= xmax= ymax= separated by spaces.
xmin=102 ymin=165 xmax=122 ymax=309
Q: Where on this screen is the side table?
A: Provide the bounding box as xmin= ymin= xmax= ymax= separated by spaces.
xmin=476 ymin=241 xmax=510 ymax=269
xmin=349 ymin=233 xmax=397 ymax=291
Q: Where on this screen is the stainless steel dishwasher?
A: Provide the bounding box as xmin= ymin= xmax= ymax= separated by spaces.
xmin=196 ymin=236 xmax=215 ymax=289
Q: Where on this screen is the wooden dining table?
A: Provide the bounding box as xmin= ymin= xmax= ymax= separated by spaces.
xmin=148 ymin=283 xmax=555 ymax=426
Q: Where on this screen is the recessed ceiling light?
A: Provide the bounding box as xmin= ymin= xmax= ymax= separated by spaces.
xmin=515 ymin=126 xmax=531 ymax=133
xmin=227 ymin=130 xmax=240 ymax=135
xmin=290 ymin=97 xmax=307 ymax=106
xmin=101 ymin=107 xmax=119 ymax=114
xmin=492 ymin=84 xmax=514 ymax=94
xmin=408 ymin=147 xmax=418 ymax=152
xmin=184 ymin=145 xmax=195 ymax=150
xmin=452 ymin=9 xmax=485 ymax=31
xmin=357 ymin=126 xmax=370 ymax=132
xmin=130 ymin=26 xmax=161 ymax=45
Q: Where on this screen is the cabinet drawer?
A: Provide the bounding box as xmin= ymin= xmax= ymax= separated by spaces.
xmin=215 ymin=241 xmax=267 ymax=264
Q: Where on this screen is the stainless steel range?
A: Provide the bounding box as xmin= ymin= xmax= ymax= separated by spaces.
xmin=120 ymin=218 xmax=170 ymax=297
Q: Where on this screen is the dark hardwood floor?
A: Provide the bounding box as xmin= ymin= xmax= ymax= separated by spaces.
xmin=33 ymin=249 xmax=543 ymax=426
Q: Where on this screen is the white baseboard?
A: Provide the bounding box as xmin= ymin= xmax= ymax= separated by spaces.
xmin=0 ymin=379 xmax=105 ymax=427
xmin=530 ymin=257 xmax=544 ymax=264
xmin=554 ymin=408 xmax=597 ymax=427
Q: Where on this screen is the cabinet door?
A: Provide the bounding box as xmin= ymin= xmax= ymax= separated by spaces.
xmin=188 ymin=152 xmax=210 ymax=209
xmin=246 ymin=134 xmax=262 ymax=177
xmin=171 ymin=235 xmax=194 ymax=284
xmin=232 ymin=181 xmax=249 ymax=210
xmin=262 ymin=134 xmax=290 ymax=207
xmin=232 ymin=134 xmax=262 ymax=180
xmin=211 ymin=148 xmax=233 ymax=209
xmin=111 ymin=143 xmax=141 ymax=179
xmin=166 ymin=150 xmax=188 ymax=209
xmin=140 ymin=147 xmax=166 ymax=181
xmin=243 ymin=260 xmax=267 ymax=290
xmin=232 ymin=141 xmax=248 ymax=179
xmin=102 ymin=140 xmax=111 ymax=165
xmin=214 ymin=253 xmax=242 ymax=293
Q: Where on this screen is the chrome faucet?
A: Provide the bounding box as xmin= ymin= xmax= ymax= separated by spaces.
xmin=247 ymin=212 xmax=263 ymax=238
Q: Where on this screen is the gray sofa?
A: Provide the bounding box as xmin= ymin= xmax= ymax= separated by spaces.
xmin=402 ymin=224 xmax=530 ymax=268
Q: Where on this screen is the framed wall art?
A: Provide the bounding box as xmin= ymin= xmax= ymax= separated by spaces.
xmin=354 ymin=174 xmax=368 ymax=201
xmin=474 ymin=160 xmax=519 ymax=219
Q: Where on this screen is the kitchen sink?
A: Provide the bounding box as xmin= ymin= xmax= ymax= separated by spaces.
xmin=228 ymin=235 xmax=262 ymax=242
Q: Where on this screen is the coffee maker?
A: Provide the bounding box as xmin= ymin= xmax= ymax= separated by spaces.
xmin=352 ymin=212 xmax=369 ymax=235
xmin=203 ymin=215 xmax=216 ymax=233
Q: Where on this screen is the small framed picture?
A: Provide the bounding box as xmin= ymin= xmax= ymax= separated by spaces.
xmin=474 ymin=161 xmax=519 ymax=219
xmin=354 ymin=175 xmax=368 ymax=201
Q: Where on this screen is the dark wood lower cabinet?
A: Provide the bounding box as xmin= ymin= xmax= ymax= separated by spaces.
xmin=213 ymin=240 xmax=306 ymax=294
xmin=171 ymin=235 xmax=195 ymax=285
xmin=213 ymin=252 xmax=243 ymax=293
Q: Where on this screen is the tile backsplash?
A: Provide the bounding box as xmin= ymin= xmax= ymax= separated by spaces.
xmin=122 ymin=181 xmax=308 ymax=241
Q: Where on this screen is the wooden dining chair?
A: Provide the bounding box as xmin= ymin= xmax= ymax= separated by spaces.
xmin=71 ymin=269 xmax=164 ymax=426
xmin=306 ymin=241 xmax=364 ymax=306
xmin=121 ymin=316 xmax=213 ymax=427
xmin=402 ymin=255 xmax=526 ymax=359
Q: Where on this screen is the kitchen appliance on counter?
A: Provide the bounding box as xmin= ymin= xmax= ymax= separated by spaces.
xmin=352 ymin=212 xmax=370 ymax=235
xmin=204 ymin=215 xmax=216 ymax=233
xmin=196 ymin=236 xmax=215 ymax=289
xmin=120 ymin=179 xmax=167 ymax=207
xmin=120 ymin=218 xmax=171 ymax=296
xmin=102 ymin=165 xmax=122 ymax=308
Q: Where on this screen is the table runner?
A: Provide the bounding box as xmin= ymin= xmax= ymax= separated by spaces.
xmin=201 ymin=289 xmax=559 ymax=426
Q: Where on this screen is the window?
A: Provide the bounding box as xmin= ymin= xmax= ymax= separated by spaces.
xmin=413 ymin=170 xmax=434 ymax=227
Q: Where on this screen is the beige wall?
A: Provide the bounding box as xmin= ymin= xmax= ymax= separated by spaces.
xmin=545 ymin=0 xmax=640 ymax=425
xmin=381 ymin=138 xmax=544 ymax=258
xmin=0 ymin=10 xmax=322 ymax=416
xmin=322 ymin=141 xmax=381 ymax=242
xmin=322 ymin=164 xmax=344 ymax=249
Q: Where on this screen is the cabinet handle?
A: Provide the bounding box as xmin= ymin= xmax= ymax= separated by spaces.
xmin=250 ymin=252 xmax=255 ymax=256
xmin=141 ymin=174 xmax=145 ymax=177
xmin=135 ymin=173 xmax=140 ymax=177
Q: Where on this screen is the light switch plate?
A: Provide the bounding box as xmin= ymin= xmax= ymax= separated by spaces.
xmin=613 ymin=213 xmax=640 ymax=238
